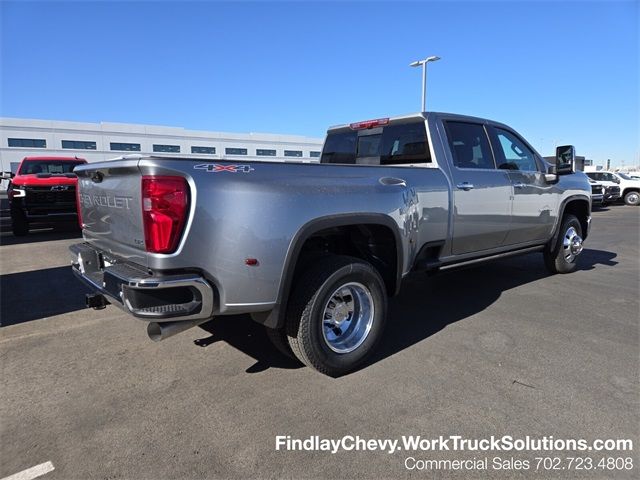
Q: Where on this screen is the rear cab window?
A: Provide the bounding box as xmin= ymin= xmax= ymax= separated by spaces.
xmin=321 ymin=119 xmax=431 ymax=166
xmin=321 ymin=131 xmax=357 ymax=164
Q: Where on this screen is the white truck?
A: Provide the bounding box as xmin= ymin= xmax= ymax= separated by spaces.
xmin=584 ymin=170 xmax=640 ymax=206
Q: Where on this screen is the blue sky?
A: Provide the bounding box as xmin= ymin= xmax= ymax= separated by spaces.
xmin=1 ymin=0 xmax=638 ymax=166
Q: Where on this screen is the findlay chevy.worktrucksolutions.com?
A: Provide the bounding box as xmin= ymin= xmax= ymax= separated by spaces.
xmin=275 ymin=435 xmax=633 ymax=455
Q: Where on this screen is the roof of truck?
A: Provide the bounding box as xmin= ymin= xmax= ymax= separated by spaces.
xmin=20 ymin=156 xmax=86 ymax=162
xmin=326 ymin=112 xmax=513 ymax=132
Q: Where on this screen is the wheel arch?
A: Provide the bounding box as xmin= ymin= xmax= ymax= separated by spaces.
xmin=550 ymin=195 xmax=591 ymax=251
xmin=254 ymin=213 xmax=403 ymax=329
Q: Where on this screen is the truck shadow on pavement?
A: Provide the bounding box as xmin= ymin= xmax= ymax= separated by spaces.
xmin=1 ymin=266 xmax=91 ymax=327
xmin=192 ymin=249 xmax=618 ymax=375
xmin=0 ymin=249 xmax=618 ymax=371
xmin=0 ymin=229 xmax=82 ymax=246
xmin=195 ymin=317 xmax=304 ymax=372
xmin=367 ymin=249 xmax=617 ymax=370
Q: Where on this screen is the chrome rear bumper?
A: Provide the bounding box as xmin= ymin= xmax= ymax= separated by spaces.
xmin=69 ymin=243 xmax=214 ymax=321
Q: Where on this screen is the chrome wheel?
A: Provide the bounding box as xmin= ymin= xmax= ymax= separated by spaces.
xmin=562 ymin=226 xmax=583 ymax=262
xmin=625 ymin=191 xmax=639 ymax=205
xmin=322 ymin=282 xmax=374 ymax=354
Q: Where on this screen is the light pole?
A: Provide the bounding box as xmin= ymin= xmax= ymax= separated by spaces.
xmin=410 ymin=55 xmax=440 ymax=112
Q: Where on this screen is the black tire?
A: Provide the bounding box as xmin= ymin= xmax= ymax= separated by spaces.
xmin=265 ymin=326 xmax=297 ymax=360
xmin=623 ymin=190 xmax=640 ymax=206
xmin=11 ymin=211 xmax=28 ymax=236
xmin=284 ymin=255 xmax=387 ymax=377
xmin=543 ymin=214 xmax=583 ymax=274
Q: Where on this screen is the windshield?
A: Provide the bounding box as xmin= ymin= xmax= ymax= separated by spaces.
xmin=19 ymin=160 xmax=84 ymax=175
xmin=617 ymin=173 xmax=632 ymax=180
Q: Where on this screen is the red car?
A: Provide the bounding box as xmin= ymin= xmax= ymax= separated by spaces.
xmin=7 ymin=156 xmax=87 ymax=236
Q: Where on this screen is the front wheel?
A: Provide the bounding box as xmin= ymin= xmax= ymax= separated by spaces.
xmin=284 ymin=255 xmax=387 ymax=377
xmin=11 ymin=211 xmax=28 ymax=236
xmin=543 ymin=214 xmax=583 ymax=274
xmin=623 ymin=191 xmax=640 ymax=206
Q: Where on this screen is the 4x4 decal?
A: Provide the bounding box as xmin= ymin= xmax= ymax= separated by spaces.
xmin=194 ymin=164 xmax=255 ymax=173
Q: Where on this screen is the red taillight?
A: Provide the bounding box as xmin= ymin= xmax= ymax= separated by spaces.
xmin=349 ymin=118 xmax=389 ymax=130
xmin=141 ymin=176 xmax=189 ymax=254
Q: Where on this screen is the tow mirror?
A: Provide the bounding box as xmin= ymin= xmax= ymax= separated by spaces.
xmin=555 ymin=145 xmax=575 ymax=175
xmin=1 ymin=171 xmax=15 ymax=180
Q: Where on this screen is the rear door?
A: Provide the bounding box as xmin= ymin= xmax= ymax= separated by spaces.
xmin=75 ymin=159 xmax=148 ymax=267
xmin=320 ymin=119 xmax=449 ymax=270
xmin=489 ymin=126 xmax=556 ymax=244
xmin=443 ymin=121 xmax=513 ymax=254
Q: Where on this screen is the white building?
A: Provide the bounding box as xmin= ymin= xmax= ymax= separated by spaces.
xmin=0 ymin=118 xmax=325 ymax=173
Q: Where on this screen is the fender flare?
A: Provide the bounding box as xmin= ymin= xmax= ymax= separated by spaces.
xmin=549 ymin=194 xmax=591 ymax=252
xmin=255 ymin=213 xmax=404 ymax=329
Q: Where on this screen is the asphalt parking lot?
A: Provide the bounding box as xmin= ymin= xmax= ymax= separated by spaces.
xmin=1 ymin=206 xmax=638 ymax=479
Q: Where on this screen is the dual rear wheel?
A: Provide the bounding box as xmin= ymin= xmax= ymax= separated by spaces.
xmin=269 ymin=256 xmax=387 ymax=377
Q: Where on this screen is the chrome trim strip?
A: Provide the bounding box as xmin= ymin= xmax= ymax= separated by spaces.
xmin=225 ymin=301 xmax=277 ymax=307
xmin=439 ymin=245 xmax=544 ymax=271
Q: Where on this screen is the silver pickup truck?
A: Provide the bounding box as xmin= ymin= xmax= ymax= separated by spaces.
xmin=70 ymin=112 xmax=591 ymax=376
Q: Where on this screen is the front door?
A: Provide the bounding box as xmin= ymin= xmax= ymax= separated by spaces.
xmin=444 ymin=121 xmax=513 ymax=255
xmin=489 ymin=127 xmax=557 ymax=245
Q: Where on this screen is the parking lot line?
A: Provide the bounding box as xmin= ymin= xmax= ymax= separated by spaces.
xmin=0 ymin=462 xmax=54 ymax=480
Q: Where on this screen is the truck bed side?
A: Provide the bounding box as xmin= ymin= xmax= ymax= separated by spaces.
xmin=75 ymin=158 xmax=449 ymax=315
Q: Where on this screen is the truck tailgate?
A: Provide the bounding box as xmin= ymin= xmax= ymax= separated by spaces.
xmin=75 ymin=159 xmax=148 ymax=267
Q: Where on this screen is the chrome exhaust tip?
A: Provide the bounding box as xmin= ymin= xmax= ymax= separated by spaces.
xmin=147 ymin=318 xmax=210 ymax=342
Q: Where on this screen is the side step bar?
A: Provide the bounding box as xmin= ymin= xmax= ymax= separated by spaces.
xmin=439 ymin=245 xmax=545 ymax=271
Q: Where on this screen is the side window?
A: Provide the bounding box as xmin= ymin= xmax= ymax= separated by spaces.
xmin=494 ymin=128 xmax=539 ymax=171
xmin=380 ymin=122 xmax=431 ymax=165
xmin=320 ymin=131 xmax=357 ymax=164
xmin=445 ymin=121 xmax=495 ymax=169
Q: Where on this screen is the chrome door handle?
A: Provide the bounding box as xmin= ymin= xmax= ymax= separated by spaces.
xmin=513 ymin=183 xmax=526 ymax=189
xmin=379 ymin=177 xmax=406 ymax=187
xmin=456 ymin=182 xmax=474 ymax=191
